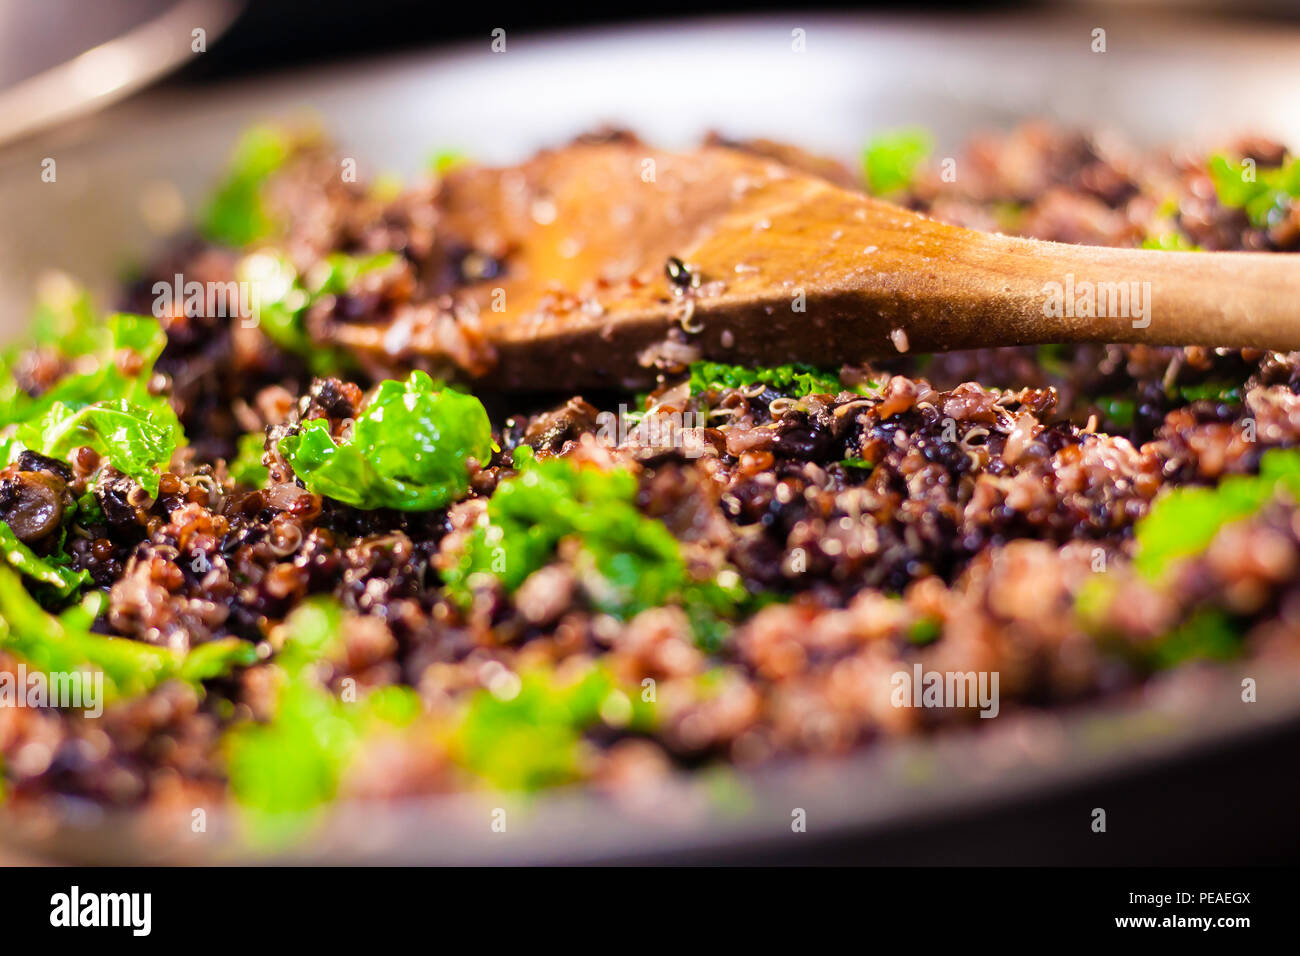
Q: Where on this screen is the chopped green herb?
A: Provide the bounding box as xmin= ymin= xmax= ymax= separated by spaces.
xmin=277 ymin=596 xmax=345 ymax=672
xmin=0 ymin=521 xmax=88 ymax=598
xmin=680 ymin=573 xmax=750 ymax=654
xmin=907 ymin=615 xmax=942 ymax=646
xmin=224 ymin=599 xmax=419 ymax=829
xmin=229 ymin=431 xmax=270 ymax=486
xmin=1076 ymin=576 xmax=1244 ymax=671
xmin=237 ymin=250 xmax=397 ymax=374
xmin=178 ymin=637 xmax=261 ymax=684
xmin=1035 ymin=343 xmax=1073 ymax=378
xmin=226 ymin=678 xmax=361 ymax=827
xmin=4 ymin=309 xmax=159 ymax=419
xmin=863 ymin=128 xmax=932 ymax=196
xmin=226 ymin=678 xmax=419 ymax=831
xmin=687 ymin=361 xmax=847 ymax=398
xmin=992 ymin=201 xmax=1026 ymax=232
xmin=455 ymin=666 xmax=651 ymax=791
xmin=1141 ymin=232 xmax=1201 ymax=252
xmin=446 ymin=446 xmax=681 ymax=616
xmin=446 ymin=447 xmax=749 ymax=644
xmin=427 ymin=149 xmax=469 ymax=175
xmin=75 ymin=488 xmax=104 ymax=527
xmin=1150 ymin=608 xmax=1240 ymax=670
xmin=298 ymin=251 xmax=399 ymax=305
xmin=1154 ymin=195 xmax=1181 ymax=220
xmin=1176 ymin=381 xmax=1240 ymax=405
xmin=200 ymin=125 xmax=295 ymax=247
xmin=1208 ymin=153 xmax=1300 ymax=230
xmin=1072 ymin=574 xmax=1114 ymax=631
xmin=279 ymin=370 xmax=493 ymax=511
xmin=1097 ymin=397 xmax=1136 ymax=428
xmin=0 ymin=274 xmax=103 ymax=435
xmin=840 ymin=457 xmax=875 ymax=471
xmin=1134 ymin=448 xmax=1300 ymax=579
xmin=26 ymin=276 xmax=103 ymax=356
xmin=0 ymin=566 xmax=254 ymax=702
xmin=370 ymin=171 xmax=404 ymax=203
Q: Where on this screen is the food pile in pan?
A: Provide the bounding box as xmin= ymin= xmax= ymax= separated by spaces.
xmin=1 ymin=123 xmax=1298 ymax=829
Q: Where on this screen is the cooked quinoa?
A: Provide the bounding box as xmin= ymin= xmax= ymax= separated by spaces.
xmin=2 ymin=122 xmax=1299 ymax=823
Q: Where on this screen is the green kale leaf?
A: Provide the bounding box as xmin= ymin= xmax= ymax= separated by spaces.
xmin=426 ymin=148 xmax=469 ymax=174
xmin=1149 ymin=608 xmax=1241 ymax=670
xmin=236 ymin=250 xmax=397 ymax=374
xmin=200 ymin=125 xmax=295 ymax=247
xmin=224 ymin=598 xmax=419 ymax=828
xmin=1096 ymin=397 xmax=1136 ymax=428
xmin=2 ymin=279 xmax=110 ymax=425
xmin=455 ymin=666 xmax=653 ymax=791
xmin=0 ymin=520 xmax=88 ymax=598
xmin=1141 ymin=232 xmax=1201 ymax=252
xmin=228 ymin=431 xmax=270 ymax=487
xmin=446 ymin=447 xmax=754 ymax=646
xmin=445 ymin=446 xmax=683 ymax=617
xmin=18 ymin=400 xmax=177 ymax=497
xmin=3 ymin=313 xmax=183 ymax=496
xmin=863 ymin=128 xmax=932 ymax=196
xmin=1208 ymin=153 xmax=1300 ymax=230
xmin=0 ymin=566 xmax=255 ymax=702
xmin=1176 ymin=381 xmax=1241 ymax=405
xmin=278 ymin=370 xmax=493 ymax=511
xmin=1134 ymin=448 xmax=1300 ymax=579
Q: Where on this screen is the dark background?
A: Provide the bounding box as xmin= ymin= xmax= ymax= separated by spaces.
xmin=174 ymin=0 xmax=1025 ymax=82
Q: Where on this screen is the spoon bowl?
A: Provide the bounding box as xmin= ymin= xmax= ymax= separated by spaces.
xmin=351 ymin=140 xmax=1300 ymax=390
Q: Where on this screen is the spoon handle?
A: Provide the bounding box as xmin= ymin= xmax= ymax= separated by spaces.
xmin=885 ymin=234 xmax=1300 ymax=355
xmin=681 ymin=186 xmax=1300 ymax=367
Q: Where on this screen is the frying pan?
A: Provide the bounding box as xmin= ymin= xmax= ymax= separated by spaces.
xmin=3 ymin=10 xmax=1300 ymax=864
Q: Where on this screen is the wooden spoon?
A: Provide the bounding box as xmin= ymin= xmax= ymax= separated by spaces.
xmin=368 ymin=141 xmax=1300 ymax=391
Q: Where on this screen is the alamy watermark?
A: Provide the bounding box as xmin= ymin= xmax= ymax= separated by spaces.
xmin=891 ymin=664 xmax=1000 ymax=718
xmin=50 ymin=886 xmax=151 ymax=936
xmin=594 ymin=406 xmax=710 ymax=458
xmin=152 ymin=273 xmax=259 ymax=325
xmin=0 ymin=665 xmax=103 ymax=717
xmin=1042 ymin=274 xmax=1151 ymax=329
